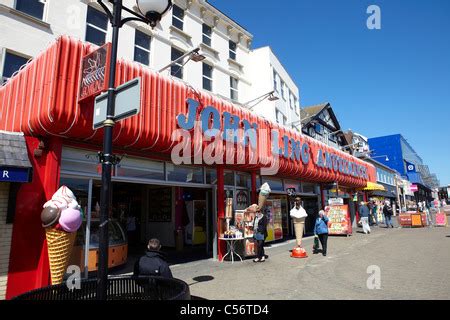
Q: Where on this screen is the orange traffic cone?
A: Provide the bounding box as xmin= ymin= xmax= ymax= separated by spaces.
xmin=291 ymin=246 xmax=308 ymax=258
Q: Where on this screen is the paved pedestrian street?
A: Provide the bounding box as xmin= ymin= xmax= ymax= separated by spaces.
xmin=169 ymin=226 xmax=450 ymax=300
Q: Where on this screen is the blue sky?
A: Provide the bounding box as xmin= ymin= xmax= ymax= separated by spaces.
xmin=209 ymin=0 xmax=450 ymax=186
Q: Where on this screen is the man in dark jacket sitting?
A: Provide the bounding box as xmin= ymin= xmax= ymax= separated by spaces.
xmin=134 ymin=238 xmax=173 ymax=278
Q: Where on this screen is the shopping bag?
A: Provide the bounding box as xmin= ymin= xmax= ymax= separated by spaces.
xmin=313 ymin=236 xmax=320 ymax=252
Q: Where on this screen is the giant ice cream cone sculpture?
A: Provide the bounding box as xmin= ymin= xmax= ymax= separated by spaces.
xmin=41 ymin=186 xmax=82 ymax=285
xmin=258 ymin=183 xmax=271 ymax=209
xmin=45 ymin=227 xmax=77 ymax=285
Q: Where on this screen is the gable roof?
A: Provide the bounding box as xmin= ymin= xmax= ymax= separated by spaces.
xmin=301 ymin=102 xmax=341 ymax=132
xmin=301 ymin=103 xmax=329 ymax=125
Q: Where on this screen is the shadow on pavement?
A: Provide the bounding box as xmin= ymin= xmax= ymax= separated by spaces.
xmin=188 ymin=275 xmax=214 ymax=286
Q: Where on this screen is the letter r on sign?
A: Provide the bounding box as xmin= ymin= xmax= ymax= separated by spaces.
xmin=3 ymin=171 xmax=9 ymax=178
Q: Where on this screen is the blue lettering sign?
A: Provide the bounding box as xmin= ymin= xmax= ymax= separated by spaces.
xmin=242 ymin=119 xmax=257 ymax=148
xmin=301 ymin=143 xmax=310 ymax=165
xmin=177 ymin=98 xmax=199 ymax=130
xmin=325 ymin=152 xmax=332 ymax=170
xmin=0 ymin=167 xmax=32 ymax=183
xmin=223 ymin=112 xmax=240 ymax=143
xmin=291 ymin=139 xmax=301 ymax=161
xmin=201 ymin=106 xmax=221 ymax=138
xmin=283 ymin=135 xmax=290 ymax=159
xmin=316 ymin=149 xmax=324 ymax=168
xmin=272 ymin=130 xmax=281 ymax=156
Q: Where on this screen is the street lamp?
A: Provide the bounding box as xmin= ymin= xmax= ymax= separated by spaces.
xmin=371 ymin=155 xmax=390 ymax=161
xmin=136 ymin=0 xmax=172 ymax=28
xmin=340 ymin=141 xmax=363 ymax=150
xmin=287 ymin=114 xmax=315 ymax=126
xmin=95 ymin=0 xmax=172 ymax=300
xmin=158 ymin=47 xmax=206 ymax=73
xmin=327 ymin=129 xmax=342 ymax=136
xmin=242 ymin=90 xmax=279 ymax=110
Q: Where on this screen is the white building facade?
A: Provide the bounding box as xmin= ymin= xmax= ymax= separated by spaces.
xmin=0 ymin=0 xmax=257 ymax=103
xmin=247 ymin=47 xmax=301 ymax=130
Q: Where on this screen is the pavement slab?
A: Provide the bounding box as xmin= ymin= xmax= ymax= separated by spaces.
xmin=165 ymin=226 xmax=450 ymax=300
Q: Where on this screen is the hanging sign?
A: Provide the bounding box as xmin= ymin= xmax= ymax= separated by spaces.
xmin=79 ymin=42 xmax=111 ymax=102
xmin=329 ymin=198 xmax=344 ymax=206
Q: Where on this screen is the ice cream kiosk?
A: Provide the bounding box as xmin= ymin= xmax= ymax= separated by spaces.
xmin=69 ymin=219 xmax=128 ymax=272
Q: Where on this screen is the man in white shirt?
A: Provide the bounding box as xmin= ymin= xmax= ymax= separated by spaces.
xmin=290 ymin=197 xmax=308 ymax=247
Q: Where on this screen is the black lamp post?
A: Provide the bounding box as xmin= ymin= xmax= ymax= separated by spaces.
xmin=96 ymin=0 xmax=172 ymax=300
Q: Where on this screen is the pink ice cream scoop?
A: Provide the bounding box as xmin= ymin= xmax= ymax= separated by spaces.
xmin=59 ymin=208 xmax=82 ymax=233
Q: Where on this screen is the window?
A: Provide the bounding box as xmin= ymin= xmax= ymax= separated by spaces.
xmin=273 ymin=69 xmax=278 ymax=92
xmin=224 ymin=171 xmax=234 ymax=186
xmin=202 ymin=24 xmax=212 ymax=46
xmin=230 ymin=76 xmax=238 ymax=100
xmin=262 ymin=177 xmax=283 ymax=192
xmin=16 ymin=0 xmax=45 ymax=20
xmin=236 ymin=173 xmax=251 ymax=188
xmin=85 ymin=6 xmax=108 ymax=46
xmin=302 ymin=183 xmax=317 ymax=194
xmin=229 ymin=40 xmax=237 ymax=60
xmin=202 ymin=63 xmax=213 ymax=91
xmin=206 ymin=169 xmax=217 ymax=184
xmin=315 ymin=123 xmax=323 ymax=135
xmin=167 ymin=164 xmax=203 ymax=183
xmin=171 ymin=47 xmax=184 ymax=79
xmin=117 ymin=158 xmax=164 ymax=180
xmin=289 ymin=92 xmax=294 ymax=109
xmin=275 ymin=109 xmax=286 ymax=125
xmin=172 ymin=5 xmax=184 ymax=30
xmin=134 ymin=30 xmax=151 ymax=65
xmin=329 ymin=130 xmax=337 ymax=142
xmin=280 ymin=80 xmax=285 ymax=100
xmin=2 ymin=52 xmax=29 ymax=83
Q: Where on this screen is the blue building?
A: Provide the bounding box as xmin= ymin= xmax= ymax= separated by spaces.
xmin=368 ymin=134 xmax=434 ymax=203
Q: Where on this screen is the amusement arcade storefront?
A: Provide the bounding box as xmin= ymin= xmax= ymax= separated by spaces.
xmin=0 ymin=37 xmax=376 ymax=298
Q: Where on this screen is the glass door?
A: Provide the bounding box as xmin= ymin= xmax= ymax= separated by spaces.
xmin=303 ymin=197 xmax=320 ymax=236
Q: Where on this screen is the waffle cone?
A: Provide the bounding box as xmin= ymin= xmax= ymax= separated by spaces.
xmin=258 ymin=194 xmax=268 ymax=209
xmin=45 ymin=228 xmax=76 ymax=285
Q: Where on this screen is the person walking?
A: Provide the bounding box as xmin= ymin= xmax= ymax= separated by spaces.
xmin=253 ymin=207 xmax=268 ymax=262
xmin=134 ymin=238 xmax=173 ymax=278
xmin=383 ymin=200 xmax=394 ymax=228
xmin=314 ymin=210 xmax=329 ymax=257
xmin=424 ymin=202 xmax=433 ymax=227
xmin=370 ymin=200 xmax=378 ymax=226
xmin=290 ymin=196 xmax=308 ymax=247
xmin=359 ymin=201 xmax=371 ymax=234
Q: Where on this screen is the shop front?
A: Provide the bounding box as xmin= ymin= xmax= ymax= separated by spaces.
xmin=0 ymin=132 xmax=33 ymax=299
xmin=0 ymin=36 xmax=376 ymax=298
